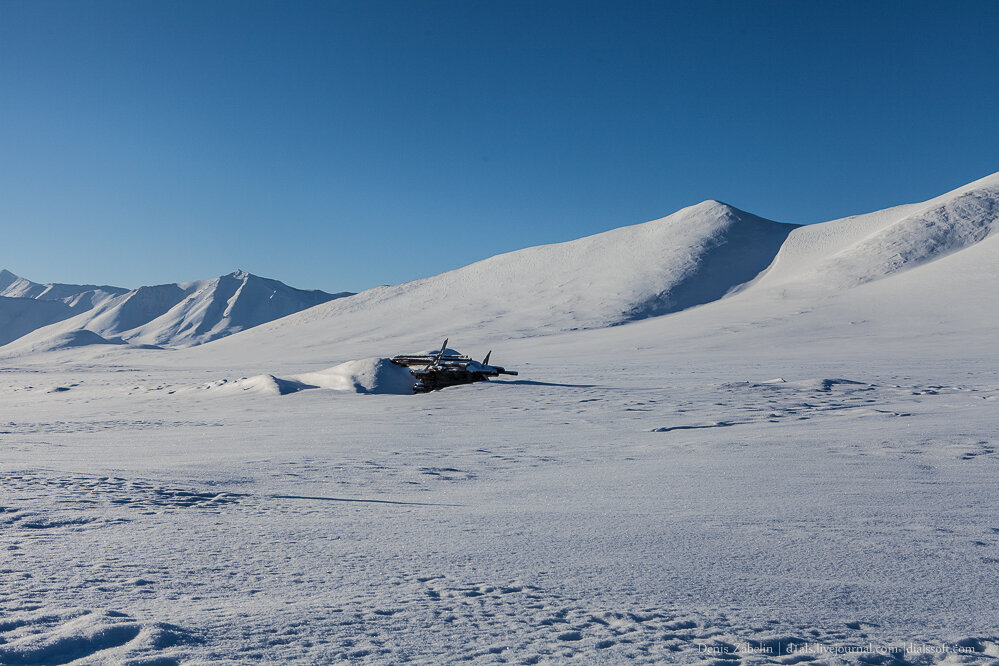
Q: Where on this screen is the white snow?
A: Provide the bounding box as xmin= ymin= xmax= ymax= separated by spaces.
xmin=1 ymin=173 xmax=998 ymax=664
xmin=190 ymin=357 xmax=417 ymax=396
xmin=754 ymin=172 xmax=999 ymax=295
xmin=292 ymin=357 xmax=418 ymax=395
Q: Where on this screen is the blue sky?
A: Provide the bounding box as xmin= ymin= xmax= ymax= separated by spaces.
xmin=2 ymin=0 xmax=997 ymax=292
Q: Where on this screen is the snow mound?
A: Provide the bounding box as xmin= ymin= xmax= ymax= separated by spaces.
xmin=196 ymin=358 xmax=416 ymax=397
xmin=0 ymin=608 xmax=198 ymax=665
xmin=294 ymin=357 xmax=416 ymax=395
xmin=207 ymin=374 xmax=315 ymax=396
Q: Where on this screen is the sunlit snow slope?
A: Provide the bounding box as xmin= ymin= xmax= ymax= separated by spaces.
xmin=751 ymin=171 xmax=999 ymax=295
xmin=193 ymin=172 xmax=999 ymax=366
xmin=197 ymin=202 xmax=798 ymax=360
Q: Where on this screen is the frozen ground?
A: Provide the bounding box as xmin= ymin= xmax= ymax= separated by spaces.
xmin=1 ymin=347 xmax=997 ymax=665
xmin=2 ymin=174 xmax=998 ymax=664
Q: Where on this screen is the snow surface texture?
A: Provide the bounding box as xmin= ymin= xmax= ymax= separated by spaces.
xmin=2 ymin=173 xmax=999 ymax=664
xmin=0 ymin=269 xmax=352 ymax=353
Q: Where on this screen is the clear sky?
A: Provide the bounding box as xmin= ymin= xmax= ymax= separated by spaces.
xmin=2 ymin=0 xmax=997 ymax=292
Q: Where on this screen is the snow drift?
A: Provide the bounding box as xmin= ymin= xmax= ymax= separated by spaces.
xmin=198 ymin=357 xmax=416 ymax=396
xmin=293 ymin=357 xmax=416 ymax=394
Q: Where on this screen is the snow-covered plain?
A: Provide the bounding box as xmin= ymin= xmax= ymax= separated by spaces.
xmin=2 ymin=174 xmax=998 ymax=664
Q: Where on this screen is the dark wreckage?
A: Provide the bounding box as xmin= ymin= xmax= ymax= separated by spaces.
xmin=390 ymin=339 xmax=518 ymax=393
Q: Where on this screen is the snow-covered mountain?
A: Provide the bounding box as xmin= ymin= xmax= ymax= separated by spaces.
xmin=188 ymin=201 xmax=798 ymax=362
xmin=0 ymin=270 xmax=351 ymax=352
xmin=184 ymin=172 xmax=999 ymax=366
xmin=4 ymin=171 xmax=998 ymax=362
xmin=0 ymin=270 xmax=131 ymax=346
xmin=0 ymin=297 xmax=74 ymax=346
xmin=0 ymin=269 xmax=128 ymax=309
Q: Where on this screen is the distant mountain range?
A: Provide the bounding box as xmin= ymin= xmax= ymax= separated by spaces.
xmin=0 ymin=269 xmax=352 ymax=351
xmin=3 ymin=171 xmax=998 ymax=360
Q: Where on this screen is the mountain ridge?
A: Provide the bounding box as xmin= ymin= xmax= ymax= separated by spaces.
xmin=0 ymin=270 xmax=352 ymax=353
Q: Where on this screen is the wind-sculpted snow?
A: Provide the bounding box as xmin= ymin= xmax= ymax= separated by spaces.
xmin=820 ymin=188 xmax=999 ymax=286
xmin=753 ymin=173 xmax=999 ymax=295
xmin=0 ymin=608 xmax=201 ymax=665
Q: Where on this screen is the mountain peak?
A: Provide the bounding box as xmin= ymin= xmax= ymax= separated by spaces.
xmin=0 ymin=268 xmax=20 ymax=290
xmin=674 ymin=199 xmax=747 ymax=222
xmin=694 ymin=199 xmax=727 ymax=208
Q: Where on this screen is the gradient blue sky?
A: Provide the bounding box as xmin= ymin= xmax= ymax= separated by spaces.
xmin=2 ymin=0 xmax=997 ymax=292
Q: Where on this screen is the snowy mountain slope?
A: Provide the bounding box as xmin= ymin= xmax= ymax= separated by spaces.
xmin=190 ymin=173 xmax=999 ymax=369
xmin=0 ymin=296 xmax=74 ymax=346
xmin=0 ymin=270 xmax=352 ymax=353
xmin=0 ymin=268 xmax=128 ymax=309
xmin=4 ymin=172 xmax=997 ymax=366
xmin=85 ymin=270 xmax=352 ymax=347
xmin=510 ymin=174 xmax=999 ymax=366
xmin=749 ymin=171 xmax=999 ymax=295
xmin=0 ymin=269 xmax=130 ymax=342
xmin=190 ymin=202 xmax=798 ymax=363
